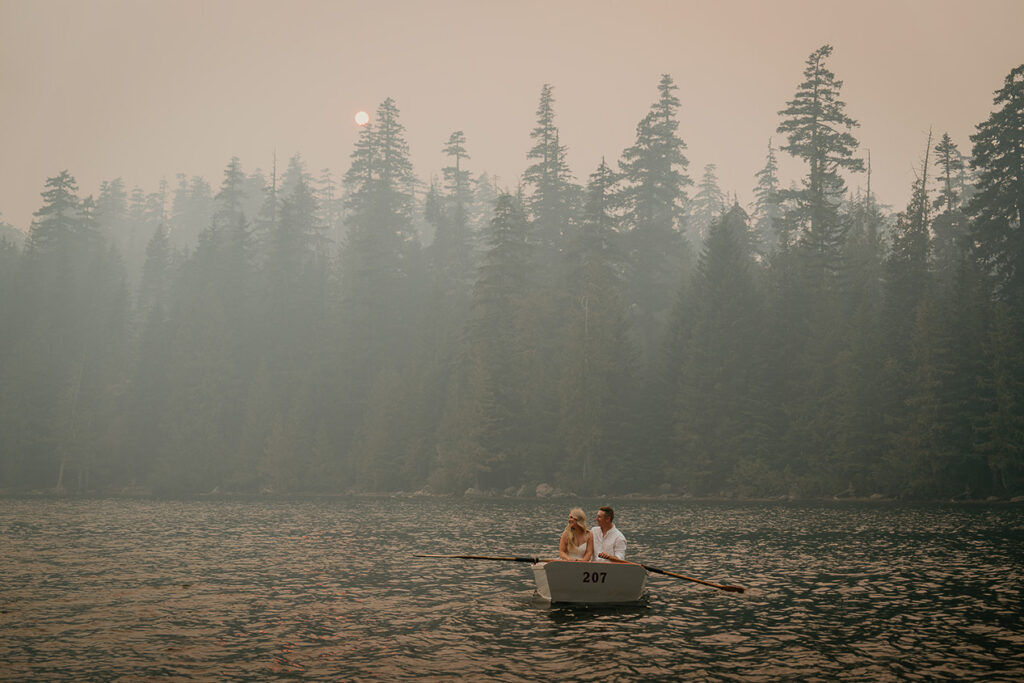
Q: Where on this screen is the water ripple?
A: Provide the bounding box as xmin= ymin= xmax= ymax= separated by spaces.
xmin=1 ymin=498 xmax=1022 ymax=680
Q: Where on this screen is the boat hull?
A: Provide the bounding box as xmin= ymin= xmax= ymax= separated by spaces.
xmin=532 ymin=560 xmax=648 ymax=603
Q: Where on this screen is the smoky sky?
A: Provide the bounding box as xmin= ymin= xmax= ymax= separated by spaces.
xmin=1 ymin=0 xmax=1022 ymax=230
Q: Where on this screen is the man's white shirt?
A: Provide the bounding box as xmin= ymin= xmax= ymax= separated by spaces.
xmin=590 ymin=524 xmax=626 ymax=562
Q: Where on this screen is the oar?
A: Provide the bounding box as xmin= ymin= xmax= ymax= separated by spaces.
xmin=414 ymin=553 xmax=548 ymax=564
xmin=641 ymin=564 xmax=745 ymax=593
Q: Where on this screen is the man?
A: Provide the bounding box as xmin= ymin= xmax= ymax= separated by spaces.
xmin=591 ymin=505 xmax=626 ymax=562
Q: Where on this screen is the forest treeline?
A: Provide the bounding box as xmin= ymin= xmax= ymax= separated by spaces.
xmin=1 ymin=47 xmax=1022 ymax=499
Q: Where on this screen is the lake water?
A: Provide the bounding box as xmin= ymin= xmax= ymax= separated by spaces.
xmin=1 ymin=497 xmax=1022 ymax=680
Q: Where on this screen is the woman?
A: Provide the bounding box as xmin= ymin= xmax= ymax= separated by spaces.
xmin=559 ymin=507 xmax=594 ymax=561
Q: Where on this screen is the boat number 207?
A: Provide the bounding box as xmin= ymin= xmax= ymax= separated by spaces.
xmin=582 ymin=571 xmax=607 ymax=583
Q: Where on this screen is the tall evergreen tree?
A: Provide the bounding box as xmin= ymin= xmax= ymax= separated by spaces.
xmin=137 ymin=223 xmax=172 ymax=315
xmin=155 ymin=204 xmax=258 ymax=493
xmin=266 ymin=157 xmax=320 ymax=325
xmin=933 ymin=133 xmax=966 ymax=213
xmin=146 ymin=178 xmax=169 ymax=227
xmin=558 ymin=160 xmax=635 ymax=491
xmin=432 ymin=130 xmax=476 ymax=288
xmin=930 ymin=135 xmax=971 ymax=280
xmin=523 ymin=85 xmax=577 ymax=256
xmin=689 ymin=163 xmax=726 ymax=246
xmin=9 ymin=172 xmax=129 ymax=491
xmin=0 ymin=211 xmax=23 ymax=248
xmin=27 ymin=171 xmax=81 ymax=253
xmin=316 ymin=168 xmax=342 ymax=249
xmin=96 ymin=178 xmax=129 ymax=247
xmin=214 ymin=156 xmax=247 ymax=229
xmin=751 ymin=138 xmax=784 ymax=256
xmin=169 ymin=174 xmax=214 ymax=251
xmin=339 ymin=97 xmax=424 ymax=473
xmin=672 ymin=204 xmax=765 ymax=495
xmin=886 ymin=296 xmax=957 ymax=496
xmin=976 ymin=304 xmax=1024 ymax=493
xmin=253 ymin=154 xmax=280 ymax=258
xmin=617 ymin=74 xmax=692 ymax=372
xmin=968 ymin=64 xmax=1024 ymax=309
xmin=884 ymin=145 xmax=935 ymax=417
xmin=472 ymin=172 xmax=499 ymax=244
xmin=777 ymin=45 xmax=864 ymax=277
xmin=967 ymin=64 xmax=1024 ymax=497
xmin=436 ymin=194 xmax=533 ymax=492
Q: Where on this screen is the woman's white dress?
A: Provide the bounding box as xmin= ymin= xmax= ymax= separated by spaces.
xmin=567 ymin=541 xmax=588 ymax=560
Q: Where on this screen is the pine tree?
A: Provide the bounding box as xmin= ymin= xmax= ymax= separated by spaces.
xmin=155 ymin=204 xmax=258 ymax=493
xmin=169 ymin=174 xmax=214 ymax=250
xmin=558 ymin=159 xmax=635 ymax=491
xmin=472 ymin=171 xmax=499 ymax=242
xmin=138 ymin=223 xmax=172 ymax=315
xmin=976 ymin=304 xmax=1024 ymax=493
xmin=214 ymin=156 xmax=247 ymax=229
xmin=751 ymin=138 xmax=784 ymax=256
xmin=423 ymin=177 xmax=446 ymax=247
xmin=268 ymin=160 xmax=319 ymax=308
xmin=433 ymin=130 xmax=476 ymax=288
xmin=27 ymin=171 xmax=81 ymax=253
xmin=254 ymin=154 xmax=280 ymax=257
xmin=777 ymin=45 xmax=864 ymax=277
xmin=10 ymin=171 xmax=130 ymax=490
xmin=413 ymin=136 xmax=483 ymax=493
xmin=0 ymin=211 xmax=23 ymax=250
xmin=436 ymin=194 xmax=533 ymax=492
xmin=617 ymin=74 xmax=692 ymax=372
xmin=279 ymin=152 xmax=310 ymax=199
xmin=888 ymin=296 xmax=966 ymax=497
xmin=106 ymin=185 xmax=150 ymax=285
xmin=966 ymin=64 xmax=1024 ymax=496
xmin=933 ymin=133 xmax=966 ymax=213
xmin=339 ymin=97 xmax=424 ymax=471
xmin=885 ymin=149 xmax=933 ymax=371
xmin=672 ymin=204 xmax=765 ymax=495
xmin=968 ymin=64 xmax=1024 ymax=308
xmin=96 ymin=178 xmax=128 ymax=246
xmin=316 ymin=168 xmax=342 ymax=248
xmin=834 ymin=181 xmax=892 ymax=494
xmin=146 ymin=178 xmax=169 ymax=227
xmin=689 ymin=163 xmax=726 ymax=246
xmin=523 ymin=85 xmax=577 ymax=255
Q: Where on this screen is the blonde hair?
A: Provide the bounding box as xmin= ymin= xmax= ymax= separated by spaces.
xmin=561 ymin=507 xmax=588 ymax=553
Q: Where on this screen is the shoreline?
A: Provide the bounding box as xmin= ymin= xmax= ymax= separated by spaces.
xmin=1 ymin=489 xmax=1022 ymax=505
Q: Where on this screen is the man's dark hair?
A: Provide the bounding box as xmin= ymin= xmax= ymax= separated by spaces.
xmin=599 ymin=506 xmax=614 ymax=522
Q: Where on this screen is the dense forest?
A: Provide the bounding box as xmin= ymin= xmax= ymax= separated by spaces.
xmin=1 ymin=47 xmax=1022 ymax=499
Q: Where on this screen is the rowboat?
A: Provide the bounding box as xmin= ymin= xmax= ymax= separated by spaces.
xmin=531 ymin=560 xmax=648 ymax=604
xmin=413 ymin=554 xmax=744 ymax=600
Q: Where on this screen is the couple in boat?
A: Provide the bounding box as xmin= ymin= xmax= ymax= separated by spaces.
xmin=559 ymin=506 xmax=626 ymax=563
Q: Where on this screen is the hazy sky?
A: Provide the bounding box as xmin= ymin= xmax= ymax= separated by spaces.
xmin=2 ymin=0 xmax=1022 ymax=232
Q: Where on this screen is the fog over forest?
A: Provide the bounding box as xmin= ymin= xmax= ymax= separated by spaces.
xmin=1 ymin=47 xmax=1022 ymax=500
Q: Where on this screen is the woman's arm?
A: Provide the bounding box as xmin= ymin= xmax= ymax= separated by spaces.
xmin=558 ymin=531 xmax=570 ymax=560
xmin=582 ymin=532 xmax=594 ymax=561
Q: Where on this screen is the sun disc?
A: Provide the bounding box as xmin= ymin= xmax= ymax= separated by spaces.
xmin=354 ymin=111 xmax=369 ymax=126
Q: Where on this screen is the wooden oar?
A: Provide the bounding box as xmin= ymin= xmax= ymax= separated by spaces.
xmin=416 ymin=554 xmax=743 ymax=592
xmin=415 ymin=553 xmax=547 ymax=563
xmin=641 ymin=563 xmax=745 ymax=593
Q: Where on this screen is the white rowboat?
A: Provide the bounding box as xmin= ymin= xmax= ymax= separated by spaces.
xmin=413 ymin=554 xmax=743 ymax=600
xmin=531 ymin=560 xmax=648 ymax=603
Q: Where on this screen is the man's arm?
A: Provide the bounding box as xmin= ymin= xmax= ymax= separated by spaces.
xmin=614 ymin=532 xmax=626 ymax=562
xmin=598 ymin=531 xmax=627 ymax=562
xmin=598 ymin=552 xmax=626 ymax=562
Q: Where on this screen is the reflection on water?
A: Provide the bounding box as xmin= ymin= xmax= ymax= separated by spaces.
xmin=1 ymin=497 xmax=1022 ymax=680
